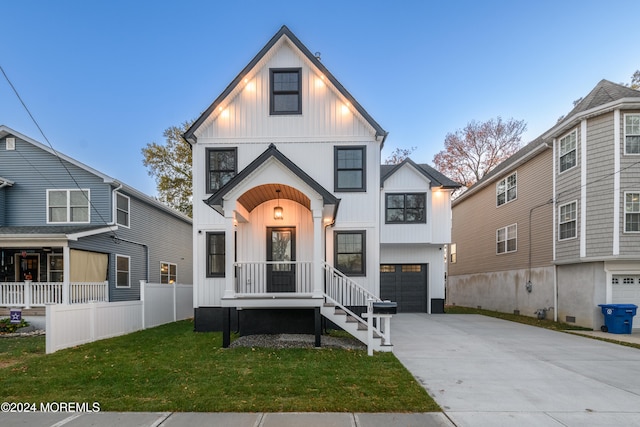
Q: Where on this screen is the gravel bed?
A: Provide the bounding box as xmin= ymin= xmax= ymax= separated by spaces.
xmin=229 ymin=333 xmax=365 ymax=350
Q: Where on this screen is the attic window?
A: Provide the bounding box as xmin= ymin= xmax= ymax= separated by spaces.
xmin=270 ymin=68 xmax=301 ymax=115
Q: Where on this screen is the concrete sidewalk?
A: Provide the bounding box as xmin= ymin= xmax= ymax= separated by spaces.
xmin=0 ymin=411 xmax=454 ymax=426
xmin=392 ymin=313 xmax=640 ymax=426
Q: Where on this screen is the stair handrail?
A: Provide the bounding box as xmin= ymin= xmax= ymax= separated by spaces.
xmin=321 ymin=260 xmax=383 ymax=330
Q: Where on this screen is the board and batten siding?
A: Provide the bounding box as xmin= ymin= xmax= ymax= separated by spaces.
xmin=1 ymin=136 xmax=111 ymax=226
xmin=450 ymin=147 xmax=553 ymax=276
xmin=195 ymin=41 xmax=374 ymax=143
xmin=380 ymin=165 xmax=432 ymax=244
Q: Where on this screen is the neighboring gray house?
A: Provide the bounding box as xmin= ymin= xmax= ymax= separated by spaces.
xmin=447 ymin=80 xmax=640 ymax=330
xmin=0 ymin=125 xmax=192 ymax=304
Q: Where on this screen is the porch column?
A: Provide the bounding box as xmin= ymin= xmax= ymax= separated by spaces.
xmin=62 ymin=246 xmax=70 ymax=304
xmin=312 ymin=208 xmax=323 ymax=298
xmin=224 ymin=213 xmax=236 ymax=299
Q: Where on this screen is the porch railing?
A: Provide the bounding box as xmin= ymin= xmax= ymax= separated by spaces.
xmin=234 ymin=261 xmax=313 ymax=295
xmin=0 ymin=281 xmax=109 ymax=308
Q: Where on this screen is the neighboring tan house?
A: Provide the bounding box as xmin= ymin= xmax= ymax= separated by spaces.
xmin=184 ymin=26 xmax=458 ymax=348
xmin=447 ymin=80 xmax=640 ymax=330
xmin=0 ymin=125 xmax=192 ymax=308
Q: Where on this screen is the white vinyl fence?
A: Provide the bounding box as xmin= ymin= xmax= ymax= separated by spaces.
xmin=45 ymin=281 xmax=193 ymax=354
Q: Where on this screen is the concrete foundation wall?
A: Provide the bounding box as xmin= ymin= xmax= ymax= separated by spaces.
xmin=556 ymin=262 xmax=605 ymax=330
xmin=446 ymin=266 xmax=555 ymax=319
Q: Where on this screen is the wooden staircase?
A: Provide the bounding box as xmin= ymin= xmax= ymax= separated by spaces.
xmin=320 ymin=301 xmax=393 ymax=352
xmin=321 ymin=261 xmax=393 ymax=353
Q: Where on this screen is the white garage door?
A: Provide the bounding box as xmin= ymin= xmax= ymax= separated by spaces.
xmin=612 ymin=275 xmax=640 ymax=329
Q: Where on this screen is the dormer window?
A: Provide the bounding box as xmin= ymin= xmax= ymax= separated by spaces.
xmin=270 ymin=68 xmax=301 ymax=115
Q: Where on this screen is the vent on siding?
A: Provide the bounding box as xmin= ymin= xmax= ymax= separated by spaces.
xmin=6 ymin=137 xmax=15 ymax=150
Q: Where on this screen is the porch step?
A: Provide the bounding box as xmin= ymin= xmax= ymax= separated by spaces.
xmin=320 ymin=300 xmax=392 ymax=353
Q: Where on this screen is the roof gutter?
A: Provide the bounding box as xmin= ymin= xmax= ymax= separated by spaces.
xmin=453 ymin=142 xmax=551 ymax=206
xmin=543 ymin=98 xmax=640 ymax=139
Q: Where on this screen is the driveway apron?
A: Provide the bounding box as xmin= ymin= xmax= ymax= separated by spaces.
xmin=392 ymin=313 xmax=640 ymax=426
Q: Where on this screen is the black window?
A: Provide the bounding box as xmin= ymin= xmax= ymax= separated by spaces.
xmin=385 ymin=193 xmax=426 ymax=223
xmin=335 ymin=146 xmax=366 ymax=191
xmin=270 ymin=68 xmax=302 ymax=115
xmin=335 ymin=231 xmax=365 ymax=276
xmin=206 ymin=232 xmax=225 ymax=277
xmin=206 ymin=148 xmax=236 ymax=193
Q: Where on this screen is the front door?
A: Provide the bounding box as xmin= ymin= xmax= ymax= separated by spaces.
xmin=267 ymin=227 xmax=296 ymax=292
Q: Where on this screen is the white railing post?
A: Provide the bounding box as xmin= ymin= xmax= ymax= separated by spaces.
xmin=104 ymin=280 xmax=109 ymax=302
xmin=173 ymin=282 xmax=177 ymax=322
xmin=140 ymin=280 xmax=146 ymax=329
xmin=62 ymin=246 xmax=70 ymax=304
xmin=24 ymin=280 xmax=32 ymax=309
xmin=312 ymin=209 xmax=323 ymax=298
xmin=367 ymin=298 xmax=374 ymax=356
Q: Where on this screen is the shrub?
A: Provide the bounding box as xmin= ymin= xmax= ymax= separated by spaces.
xmin=0 ymin=317 xmax=30 ymax=334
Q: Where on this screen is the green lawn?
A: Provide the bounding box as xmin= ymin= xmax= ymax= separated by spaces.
xmin=0 ymin=320 xmax=438 ymax=412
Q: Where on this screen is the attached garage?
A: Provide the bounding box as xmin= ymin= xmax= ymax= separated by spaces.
xmin=380 ymin=264 xmax=428 ymax=312
xmin=612 ymin=275 xmax=640 ymax=329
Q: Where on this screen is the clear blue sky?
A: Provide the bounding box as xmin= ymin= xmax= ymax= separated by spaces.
xmin=2 ymin=0 xmax=638 ymax=196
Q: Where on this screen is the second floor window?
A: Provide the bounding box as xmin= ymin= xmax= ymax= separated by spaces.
xmin=335 ymin=146 xmax=366 ymax=191
xmin=496 ymin=224 xmax=517 ymax=254
xmin=625 ymin=192 xmax=640 ymax=232
xmin=386 ymin=193 xmax=426 ymax=223
xmin=559 ymin=201 xmax=577 ymax=240
xmin=559 ymin=130 xmax=577 ymax=173
xmin=116 ymin=193 xmax=130 ymax=227
xmin=270 ymin=68 xmax=302 ymax=115
xmin=625 ymin=114 xmax=640 ymax=154
xmin=496 ymin=172 xmax=517 ymax=206
xmin=47 ymin=189 xmax=89 ymax=223
xmin=207 ymin=148 xmax=236 ymax=193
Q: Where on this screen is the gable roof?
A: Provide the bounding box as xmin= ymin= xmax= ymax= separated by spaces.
xmin=544 ymin=79 xmax=640 ymax=139
xmin=206 ymin=143 xmax=340 ymax=218
xmin=381 ymin=158 xmax=460 ymax=189
xmin=184 ymin=25 xmax=387 ymax=145
xmin=0 ymin=125 xmax=191 ymax=223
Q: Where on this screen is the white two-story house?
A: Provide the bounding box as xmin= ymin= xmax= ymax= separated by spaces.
xmin=184 ymin=26 xmax=458 ymax=347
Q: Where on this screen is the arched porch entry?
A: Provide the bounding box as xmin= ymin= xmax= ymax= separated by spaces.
xmin=204 ymin=144 xmax=339 ymax=305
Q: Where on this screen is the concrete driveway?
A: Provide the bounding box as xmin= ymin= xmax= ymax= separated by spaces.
xmin=392 ymin=313 xmax=640 ymax=426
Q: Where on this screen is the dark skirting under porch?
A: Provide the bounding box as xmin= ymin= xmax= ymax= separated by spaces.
xmin=195 ymin=307 xmax=322 ymax=348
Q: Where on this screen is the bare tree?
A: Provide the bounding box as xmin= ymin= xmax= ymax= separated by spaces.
xmin=384 ymin=146 xmax=417 ymax=165
xmin=433 ymin=117 xmax=526 ymax=190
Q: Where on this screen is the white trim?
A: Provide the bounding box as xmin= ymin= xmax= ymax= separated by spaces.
xmin=623 ymin=113 xmax=640 ymax=156
xmin=552 ymin=138 xmax=557 ymax=260
xmin=46 ymin=189 xmax=91 ymax=224
xmin=558 ymin=200 xmax=578 ymax=241
xmin=115 ymin=192 xmax=131 ymax=228
xmin=580 ymin=120 xmax=587 ymax=258
xmin=623 ymin=191 xmax=640 ymax=234
xmin=496 ymin=223 xmax=517 ymax=254
xmin=542 ymin=98 xmax=640 ymax=140
xmin=160 ymin=261 xmax=178 ymax=284
xmin=558 ymin=129 xmax=577 ymax=174
xmin=66 ymin=226 xmax=118 ymax=241
xmin=614 ymin=110 xmax=621 ymax=254
xmin=496 ymin=171 xmax=517 ymax=207
xmin=115 ymin=254 xmax=131 ymax=288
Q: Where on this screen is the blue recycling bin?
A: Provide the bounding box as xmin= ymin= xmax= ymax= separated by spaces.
xmin=598 ymin=304 xmax=637 ymax=334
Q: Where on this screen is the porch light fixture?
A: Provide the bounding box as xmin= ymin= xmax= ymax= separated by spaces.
xmin=274 ymin=189 xmax=284 ymax=220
